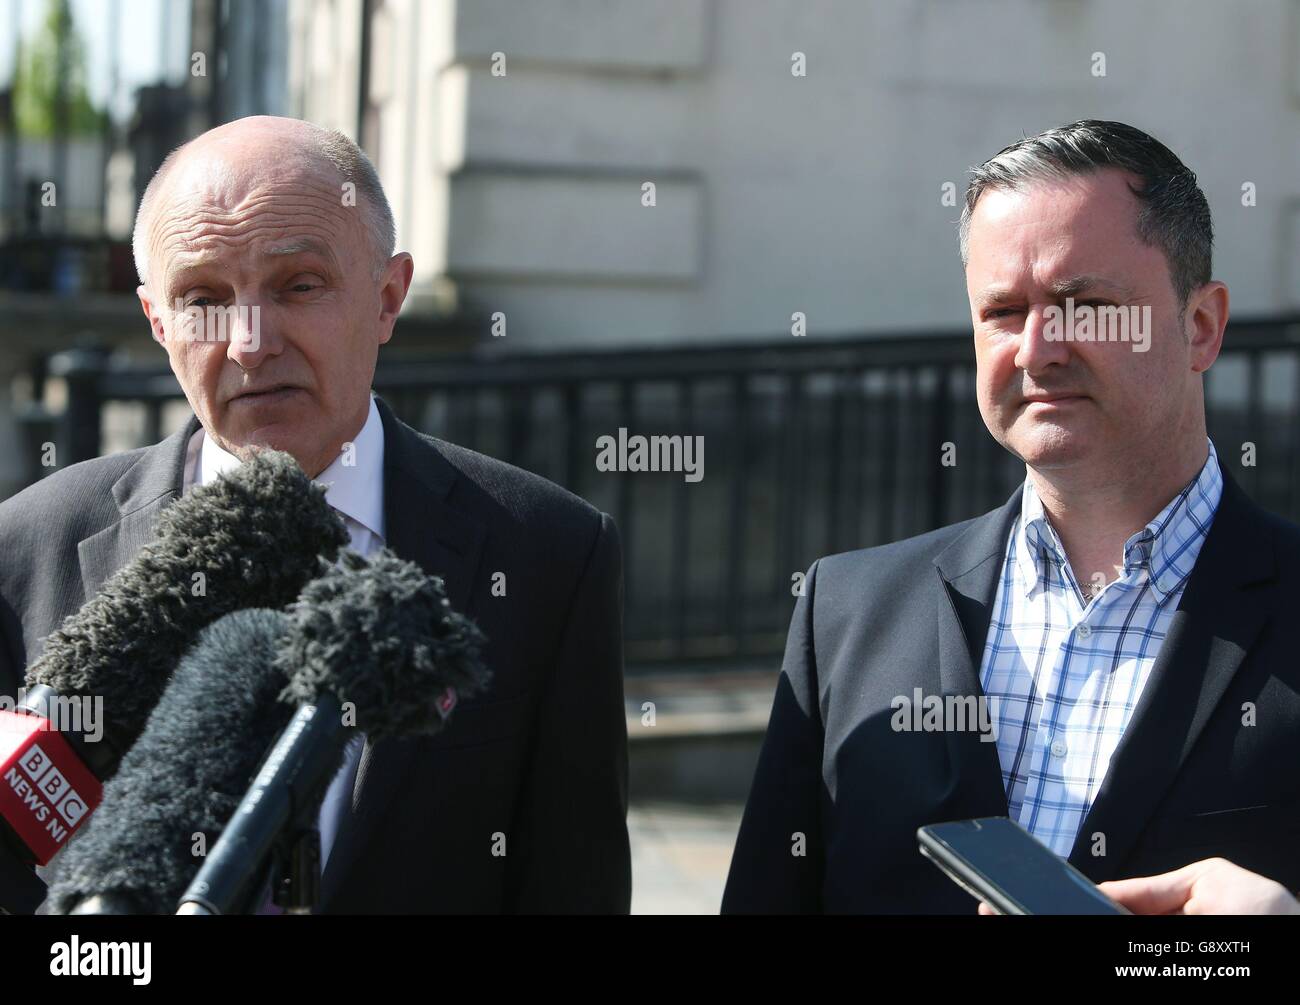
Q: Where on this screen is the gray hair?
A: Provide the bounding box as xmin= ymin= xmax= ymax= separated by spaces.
xmin=132 ymin=120 xmax=396 ymax=289
xmin=958 ymin=119 xmax=1213 ymax=307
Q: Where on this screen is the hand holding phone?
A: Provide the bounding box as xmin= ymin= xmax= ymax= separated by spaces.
xmin=918 ymin=816 xmax=1131 ymax=915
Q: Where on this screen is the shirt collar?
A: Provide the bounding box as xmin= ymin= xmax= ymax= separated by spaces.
xmin=1014 ymin=438 xmax=1223 ymax=603
xmin=188 ymin=393 xmax=386 ymax=541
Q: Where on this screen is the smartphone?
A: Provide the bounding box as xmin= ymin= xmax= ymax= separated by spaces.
xmin=917 ymin=816 xmax=1130 ymax=914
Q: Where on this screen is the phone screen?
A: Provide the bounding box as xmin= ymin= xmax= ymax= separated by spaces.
xmin=919 ymin=817 xmax=1129 ymax=915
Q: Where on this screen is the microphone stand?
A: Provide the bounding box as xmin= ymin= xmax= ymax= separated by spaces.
xmin=176 ymin=704 xmax=348 ymax=915
xmin=272 ymin=826 xmax=322 ymax=914
xmin=175 ymin=825 xmax=320 ymax=915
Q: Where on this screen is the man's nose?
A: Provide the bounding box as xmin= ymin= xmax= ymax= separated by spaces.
xmin=1013 ymin=304 xmax=1070 ymax=374
xmin=225 ymin=301 xmax=280 ymax=370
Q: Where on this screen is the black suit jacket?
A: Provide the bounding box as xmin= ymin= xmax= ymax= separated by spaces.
xmin=0 ymin=396 xmax=630 ymax=914
xmin=723 ymin=462 xmax=1300 ymax=912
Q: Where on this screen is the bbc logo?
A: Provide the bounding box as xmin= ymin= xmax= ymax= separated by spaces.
xmin=19 ymin=743 xmax=89 ymax=826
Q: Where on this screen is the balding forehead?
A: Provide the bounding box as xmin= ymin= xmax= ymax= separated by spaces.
xmin=146 ymin=169 xmax=361 ymax=293
xmin=157 ymin=153 xmax=242 ymax=208
xmin=145 ymin=152 xmax=344 ymax=248
xmin=161 ymin=144 xmax=338 ymax=205
xmin=134 ymin=117 xmax=392 ymax=289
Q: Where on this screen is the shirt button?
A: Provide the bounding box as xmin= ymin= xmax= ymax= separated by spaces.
xmin=1050 ymin=739 xmax=1068 ymax=758
xmin=1077 ymin=623 xmax=1092 ymax=638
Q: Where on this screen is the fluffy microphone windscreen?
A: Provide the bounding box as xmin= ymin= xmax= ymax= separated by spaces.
xmin=274 ymin=549 xmax=492 ymax=742
xmin=26 ymin=449 xmax=349 ymax=762
xmin=45 ymin=608 xmax=296 ymax=915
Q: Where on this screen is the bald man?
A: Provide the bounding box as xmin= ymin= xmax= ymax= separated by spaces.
xmin=0 ymin=116 xmax=630 ymax=914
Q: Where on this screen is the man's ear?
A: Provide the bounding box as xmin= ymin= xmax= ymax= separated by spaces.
xmin=376 ymin=253 xmax=414 ymax=347
xmin=137 ymin=284 xmax=168 ymax=347
xmin=1185 ymin=280 xmax=1228 ymax=375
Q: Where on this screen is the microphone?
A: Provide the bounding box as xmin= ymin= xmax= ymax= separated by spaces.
xmin=50 ymin=549 xmax=488 ymax=915
xmin=0 ymin=449 xmax=347 ymax=910
xmin=176 ymin=549 xmax=489 ymax=915
xmin=45 ymin=608 xmax=295 ymax=915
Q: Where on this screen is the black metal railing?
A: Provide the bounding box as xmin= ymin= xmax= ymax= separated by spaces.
xmin=24 ymin=315 xmax=1300 ymax=666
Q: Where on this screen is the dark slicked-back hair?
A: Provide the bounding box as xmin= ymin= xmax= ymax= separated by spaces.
xmin=959 ymin=119 xmax=1213 ymax=307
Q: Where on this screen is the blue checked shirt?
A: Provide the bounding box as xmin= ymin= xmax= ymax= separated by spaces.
xmin=977 ymin=439 xmax=1223 ymax=857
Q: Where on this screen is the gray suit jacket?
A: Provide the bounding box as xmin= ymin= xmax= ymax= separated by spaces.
xmin=0 ymin=396 xmax=631 ymax=913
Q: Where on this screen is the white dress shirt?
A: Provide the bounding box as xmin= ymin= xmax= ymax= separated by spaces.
xmin=182 ymin=394 xmax=385 ymax=875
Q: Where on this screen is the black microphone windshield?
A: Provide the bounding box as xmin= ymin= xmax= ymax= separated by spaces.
xmin=26 ymin=449 xmax=348 ymax=766
xmin=173 ymin=551 xmax=492 ymax=914
xmin=275 ymin=548 xmax=491 ymax=740
xmin=46 ymin=608 xmax=295 ymax=914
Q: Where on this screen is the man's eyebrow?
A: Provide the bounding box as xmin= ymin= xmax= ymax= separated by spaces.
xmin=161 ymin=256 xmax=219 ymax=294
xmin=977 ymin=287 xmax=1021 ymax=306
xmin=166 ymin=252 xmax=221 ymax=274
xmin=975 ymin=276 xmax=1135 ymax=306
xmin=162 ymin=239 xmax=337 ymax=291
xmin=262 ymin=238 xmax=335 ymax=260
xmin=1046 ymin=275 xmax=1134 ymax=299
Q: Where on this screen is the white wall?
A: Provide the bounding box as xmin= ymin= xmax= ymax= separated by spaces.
xmin=294 ymin=0 xmax=1300 ymax=351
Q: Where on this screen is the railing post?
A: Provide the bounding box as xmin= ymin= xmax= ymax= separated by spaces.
xmin=49 ymin=346 xmax=110 ymax=466
xmin=929 ymin=365 xmax=951 ymax=530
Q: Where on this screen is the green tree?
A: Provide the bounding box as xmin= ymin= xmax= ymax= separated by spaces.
xmin=10 ymin=0 xmax=105 ymax=136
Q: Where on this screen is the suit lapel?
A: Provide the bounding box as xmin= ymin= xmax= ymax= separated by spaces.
xmin=67 ymin=401 xmax=486 ymax=910
xmin=931 ymin=487 xmax=1024 ymax=818
xmin=1068 ymin=467 xmax=1275 ymax=881
xmin=75 ymin=417 xmax=200 ymax=607
xmin=319 ymin=396 xmax=487 ymax=910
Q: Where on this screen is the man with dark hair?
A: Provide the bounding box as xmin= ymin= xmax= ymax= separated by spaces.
xmin=723 ymin=120 xmax=1300 ymax=913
